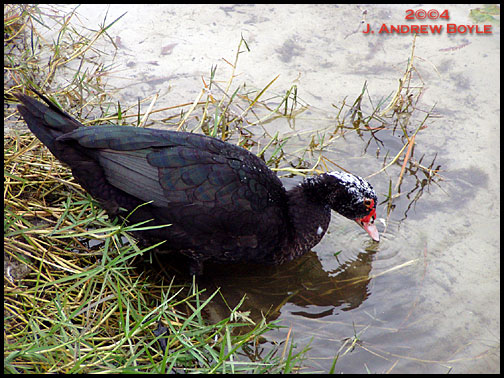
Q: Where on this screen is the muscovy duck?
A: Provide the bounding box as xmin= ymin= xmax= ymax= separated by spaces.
xmin=15 ymin=90 xmax=379 ymax=275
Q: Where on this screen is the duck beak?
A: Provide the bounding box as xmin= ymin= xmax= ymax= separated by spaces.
xmin=355 ymin=218 xmax=380 ymax=242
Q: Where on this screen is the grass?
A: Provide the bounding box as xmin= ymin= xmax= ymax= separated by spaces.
xmin=5 ymin=4 xmax=442 ymax=373
xmin=4 ymin=134 xmax=311 ymax=373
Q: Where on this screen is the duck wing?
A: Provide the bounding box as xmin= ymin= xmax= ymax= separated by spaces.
xmin=60 ymin=126 xmax=290 ymax=262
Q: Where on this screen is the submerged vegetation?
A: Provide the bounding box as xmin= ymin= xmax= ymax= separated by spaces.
xmin=5 ymin=4 xmax=441 ymax=373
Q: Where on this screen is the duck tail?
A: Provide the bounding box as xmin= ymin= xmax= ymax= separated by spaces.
xmin=15 ymin=88 xmax=84 ymax=160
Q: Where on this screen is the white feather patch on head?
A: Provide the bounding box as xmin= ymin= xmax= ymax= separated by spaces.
xmin=327 ymin=171 xmax=373 ymax=194
xmin=328 ymin=171 xmax=363 ymax=185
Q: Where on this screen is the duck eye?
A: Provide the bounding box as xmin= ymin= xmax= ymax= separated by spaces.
xmin=364 ymin=198 xmax=374 ymax=208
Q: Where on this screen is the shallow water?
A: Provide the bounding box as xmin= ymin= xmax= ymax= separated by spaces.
xmin=17 ymin=4 xmax=500 ymax=373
